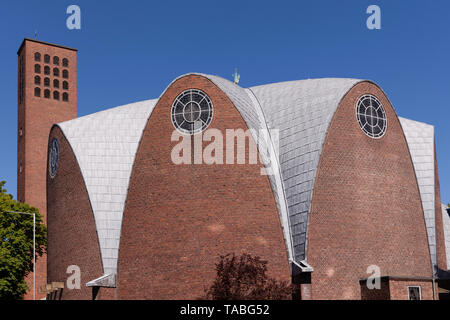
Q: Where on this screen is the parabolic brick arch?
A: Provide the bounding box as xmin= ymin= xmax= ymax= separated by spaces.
xmin=46 ymin=73 xmax=449 ymax=300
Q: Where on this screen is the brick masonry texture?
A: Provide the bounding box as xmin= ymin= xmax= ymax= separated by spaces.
xmin=306 ymin=82 xmax=434 ymax=300
xmin=17 ymin=39 xmax=77 ymax=299
xmin=389 ymin=279 xmax=434 ymax=300
xmin=117 ymin=75 xmax=291 ymax=299
xmin=46 ymin=126 xmax=107 ymax=300
xmin=360 ymin=278 xmax=435 ymax=300
xmin=360 ymin=279 xmax=390 ymax=300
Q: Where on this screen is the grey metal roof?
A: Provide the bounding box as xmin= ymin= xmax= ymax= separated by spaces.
xmin=250 ymin=78 xmax=362 ymax=262
xmin=57 ymin=99 xmax=158 ymax=279
xmin=399 ymin=117 xmax=437 ymax=269
xmin=442 ymin=203 xmax=450 ymax=269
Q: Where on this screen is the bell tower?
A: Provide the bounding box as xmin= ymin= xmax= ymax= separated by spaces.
xmin=17 ymin=38 xmax=77 ymax=299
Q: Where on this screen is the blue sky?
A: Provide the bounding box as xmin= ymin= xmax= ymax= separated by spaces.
xmin=0 ymin=0 xmax=449 ymax=204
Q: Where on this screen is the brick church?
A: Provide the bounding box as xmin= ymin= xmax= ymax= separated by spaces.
xmin=17 ymin=38 xmax=450 ymax=300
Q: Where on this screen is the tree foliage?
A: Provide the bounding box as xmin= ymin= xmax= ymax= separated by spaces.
xmin=0 ymin=181 xmax=47 ymax=300
xmin=204 ymin=253 xmax=293 ymax=300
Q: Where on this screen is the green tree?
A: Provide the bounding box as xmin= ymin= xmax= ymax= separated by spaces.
xmin=204 ymin=253 xmax=293 ymax=300
xmin=0 ymin=181 xmax=46 ymax=300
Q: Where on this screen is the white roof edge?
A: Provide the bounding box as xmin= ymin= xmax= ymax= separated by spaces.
xmin=86 ymin=273 xmax=116 ymax=288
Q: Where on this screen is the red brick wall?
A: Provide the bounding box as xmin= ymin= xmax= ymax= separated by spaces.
xmin=306 ymin=81 xmax=433 ymax=300
xmin=360 ymin=279 xmax=390 ymax=300
xmin=117 ymin=74 xmax=291 ymax=299
xmin=434 ymin=142 xmax=448 ymax=272
xmin=389 ymin=279 xmax=434 ymax=300
xmin=46 ymin=126 xmax=102 ymax=300
xmin=18 ymin=39 xmax=77 ymax=299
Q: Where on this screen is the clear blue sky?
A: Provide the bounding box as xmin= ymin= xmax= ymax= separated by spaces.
xmin=0 ymin=0 xmax=449 ymax=204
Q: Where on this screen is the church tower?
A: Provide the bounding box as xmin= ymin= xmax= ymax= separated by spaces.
xmin=17 ymin=39 xmax=77 ymax=299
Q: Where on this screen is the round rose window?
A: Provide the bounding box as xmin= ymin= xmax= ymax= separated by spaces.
xmin=49 ymin=138 xmax=59 ymax=178
xmin=171 ymin=89 xmax=213 ymax=134
xmin=356 ymin=94 xmax=387 ymax=138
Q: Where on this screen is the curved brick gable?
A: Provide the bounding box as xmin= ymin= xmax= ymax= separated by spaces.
xmin=306 ymin=82 xmax=433 ymax=299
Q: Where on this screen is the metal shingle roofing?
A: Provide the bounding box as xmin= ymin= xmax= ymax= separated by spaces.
xmin=56 ymin=73 xmax=439 ymax=284
xmin=57 ymin=99 xmax=158 ymax=277
xmin=250 ymin=78 xmax=362 ymax=262
xmin=398 ymin=117 xmax=437 ymax=270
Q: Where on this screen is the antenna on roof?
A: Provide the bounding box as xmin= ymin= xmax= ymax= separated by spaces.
xmin=232 ymin=68 xmax=240 ymax=85
xmin=34 ymin=30 xmax=38 ymax=39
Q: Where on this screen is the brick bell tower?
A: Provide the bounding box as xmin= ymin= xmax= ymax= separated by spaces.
xmin=17 ymin=39 xmax=77 ymax=299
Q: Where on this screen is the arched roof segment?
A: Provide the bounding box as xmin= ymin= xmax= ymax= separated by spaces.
xmin=56 ymin=99 xmax=158 ymax=277
xmin=399 ymin=117 xmax=437 ymax=269
xmin=250 ymin=78 xmax=362 ymax=262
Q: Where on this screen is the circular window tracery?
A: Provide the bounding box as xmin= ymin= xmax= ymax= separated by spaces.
xmin=49 ymin=138 xmax=59 ymax=178
xmin=356 ymin=94 xmax=387 ymax=139
xmin=171 ymin=89 xmax=213 ymax=134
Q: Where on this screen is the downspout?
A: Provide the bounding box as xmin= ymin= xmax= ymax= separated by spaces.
xmin=432 ymin=272 xmax=436 ymax=300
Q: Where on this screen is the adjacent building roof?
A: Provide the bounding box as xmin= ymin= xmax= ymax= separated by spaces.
xmin=399 ymin=118 xmax=437 ymax=270
xmin=55 ymin=73 xmax=440 ymax=284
